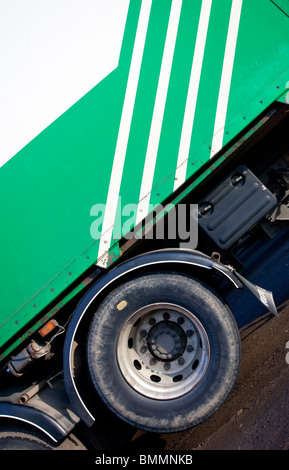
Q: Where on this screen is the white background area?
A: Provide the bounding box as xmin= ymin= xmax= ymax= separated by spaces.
xmin=0 ymin=0 xmax=129 ymax=168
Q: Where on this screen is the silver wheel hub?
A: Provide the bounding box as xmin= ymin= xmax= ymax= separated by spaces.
xmin=117 ymin=303 xmax=210 ymax=400
xmin=147 ymin=320 xmax=187 ymax=361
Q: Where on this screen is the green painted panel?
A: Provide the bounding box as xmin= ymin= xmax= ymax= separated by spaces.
xmin=0 ymin=0 xmax=142 ymax=348
xmin=1 ymin=0 xmax=289 ymax=354
xmin=270 ymin=0 xmax=289 ymax=17
xmin=117 ymin=0 xmax=173 ymax=230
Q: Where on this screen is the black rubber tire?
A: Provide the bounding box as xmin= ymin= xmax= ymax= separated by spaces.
xmin=86 ymin=272 xmax=241 ymax=433
xmin=0 ymin=422 xmax=54 ymax=450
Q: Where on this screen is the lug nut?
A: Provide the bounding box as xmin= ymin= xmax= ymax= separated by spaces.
xmin=140 ymin=330 xmax=147 ymax=338
xmin=150 ymin=358 xmax=157 ymax=365
xmin=164 ymin=363 xmax=171 ymax=371
xmin=140 ymin=345 xmax=147 ymax=353
xmin=178 ymin=357 xmax=185 ymax=365
xmin=186 ymin=329 xmax=194 ymax=337
xmin=187 ymin=345 xmax=194 ymax=352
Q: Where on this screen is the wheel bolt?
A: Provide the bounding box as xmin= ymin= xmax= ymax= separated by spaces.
xmin=164 ymin=362 xmax=171 ymax=371
xmin=140 ymin=345 xmax=147 ymax=353
xmin=186 ymin=329 xmax=194 ymax=337
xmin=177 ymin=317 xmax=184 ymax=325
xmin=187 ymin=345 xmax=194 ymax=352
xmin=178 ymin=357 xmax=185 ymax=365
xmin=140 ymin=330 xmax=147 ymax=338
xmin=150 ymin=358 xmax=157 ymax=365
xmin=149 ymin=318 xmax=156 ymax=325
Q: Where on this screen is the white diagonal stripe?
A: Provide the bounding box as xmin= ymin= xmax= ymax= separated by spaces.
xmin=136 ymin=0 xmax=183 ymax=225
xmin=210 ymin=0 xmax=243 ymax=158
xmin=97 ymin=0 xmax=152 ymax=264
xmin=173 ymin=0 xmax=212 ymax=191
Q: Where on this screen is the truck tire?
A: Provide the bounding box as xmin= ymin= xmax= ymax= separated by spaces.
xmin=86 ymin=272 xmax=241 ymax=433
xmin=0 ymin=422 xmax=53 ymax=450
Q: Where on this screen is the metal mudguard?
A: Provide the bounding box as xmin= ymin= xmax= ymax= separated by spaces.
xmin=62 ymin=248 xmax=278 ymax=426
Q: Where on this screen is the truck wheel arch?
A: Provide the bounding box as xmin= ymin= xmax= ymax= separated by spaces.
xmin=0 ymin=404 xmax=66 ymax=444
xmin=62 ymin=248 xmax=243 ymax=427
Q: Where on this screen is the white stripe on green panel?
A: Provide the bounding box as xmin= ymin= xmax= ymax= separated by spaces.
xmin=210 ymin=0 xmax=243 ymax=158
xmin=173 ymin=0 xmax=212 ymax=191
xmin=136 ymin=0 xmax=183 ymax=225
xmin=97 ymin=0 xmax=152 ymax=264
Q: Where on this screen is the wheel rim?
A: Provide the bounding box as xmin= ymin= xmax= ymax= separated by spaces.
xmin=117 ymin=303 xmax=210 ymax=400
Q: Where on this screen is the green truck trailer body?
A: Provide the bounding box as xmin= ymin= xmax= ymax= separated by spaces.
xmin=1 ymin=0 xmax=289 ymax=446
xmin=1 ymin=0 xmax=288 ymax=354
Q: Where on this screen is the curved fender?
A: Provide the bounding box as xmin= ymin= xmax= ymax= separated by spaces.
xmin=0 ymin=402 xmax=69 ymax=442
xmin=63 ymin=248 xmax=278 ymax=426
